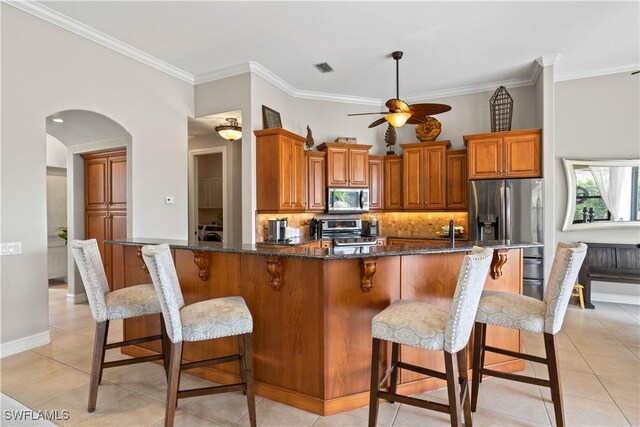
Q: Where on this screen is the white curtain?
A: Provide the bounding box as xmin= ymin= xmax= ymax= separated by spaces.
xmin=589 ymin=166 xmax=632 ymax=221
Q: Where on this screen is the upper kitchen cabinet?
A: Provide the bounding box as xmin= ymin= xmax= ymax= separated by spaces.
xmin=401 ymin=141 xmax=450 ymax=210
xmin=318 ymin=142 xmax=372 ymax=188
xmin=368 ymin=156 xmax=384 ymax=211
xmin=255 ymin=128 xmax=305 ymax=212
xmin=384 ymin=155 xmax=403 ymax=210
xmin=305 ymin=151 xmax=326 ymax=212
xmin=446 ymin=149 xmax=468 ymax=210
xmin=465 ymin=129 xmax=541 ymax=179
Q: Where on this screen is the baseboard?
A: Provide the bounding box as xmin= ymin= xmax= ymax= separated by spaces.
xmin=0 ymin=331 xmax=51 ymax=358
xmin=67 ymin=293 xmax=87 ymax=304
xmin=592 ymin=292 xmax=640 ymax=306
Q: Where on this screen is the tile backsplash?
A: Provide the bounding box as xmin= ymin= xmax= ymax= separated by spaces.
xmin=256 ymin=211 xmax=469 ymax=241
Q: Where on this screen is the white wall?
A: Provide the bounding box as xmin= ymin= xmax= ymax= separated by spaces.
xmin=554 ymin=72 xmax=640 ymax=300
xmin=1 ymin=5 xmax=193 ymax=350
xmin=45 ymin=135 xmax=67 ymax=168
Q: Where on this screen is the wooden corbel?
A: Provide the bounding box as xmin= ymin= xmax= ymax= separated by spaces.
xmin=136 ymin=247 xmax=148 ymax=272
xmin=360 ymin=258 xmax=377 ymax=293
xmin=265 ymin=257 xmax=283 ymax=290
xmin=491 ymin=250 xmax=508 ymax=280
xmin=192 ymin=251 xmax=210 ymax=281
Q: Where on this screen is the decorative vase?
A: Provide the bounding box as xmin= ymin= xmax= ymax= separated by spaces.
xmin=415 ymin=117 xmax=442 ymax=141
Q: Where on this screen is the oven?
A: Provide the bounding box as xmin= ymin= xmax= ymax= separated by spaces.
xmin=320 ymin=218 xmax=377 ymax=247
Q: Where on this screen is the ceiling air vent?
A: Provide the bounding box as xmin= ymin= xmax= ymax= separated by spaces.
xmin=314 ymin=62 xmax=335 ymax=73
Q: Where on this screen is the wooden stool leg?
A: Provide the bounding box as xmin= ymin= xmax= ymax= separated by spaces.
xmin=470 ymin=322 xmax=484 ymax=412
xmin=578 ymin=287 xmax=585 ymax=310
xmin=388 ymin=342 xmax=400 ymax=401
xmin=479 ymin=323 xmax=487 ymax=382
xmin=97 ymin=320 xmax=109 ymax=385
xmin=368 ymin=338 xmax=382 ymax=427
xmin=238 ymin=334 xmax=247 ymax=395
xmin=88 ymin=321 xmax=108 ymax=412
xmin=544 ymin=333 xmax=565 ymax=427
xmin=164 ymin=341 xmax=183 ymax=427
xmin=445 ymin=351 xmax=462 ymax=427
xmin=242 ymin=334 xmax=256 ymax=427
xmin=160 ymin=318 xmax=170 ymax=380
xmin=457 ymin=349 xmax=472 ymax=427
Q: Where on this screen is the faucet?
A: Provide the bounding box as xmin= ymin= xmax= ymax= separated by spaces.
xmin=448 ymin=220 xmax=455 ymax=246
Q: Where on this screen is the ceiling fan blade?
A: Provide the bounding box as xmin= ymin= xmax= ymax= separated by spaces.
xmin=347 ymin=112 xmax=387 ymax=116
xmin=385 ymin=98 xmax=410 ymax=113
xmin=409 ymin=103 xmax=452 ymax=117
xmin=368 ymin=117 xmax=388 ymax=128
xmin=406 ymin=116 xmax=428 ymax=125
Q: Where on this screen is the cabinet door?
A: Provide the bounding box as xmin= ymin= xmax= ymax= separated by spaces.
xmin=279 ymin=138 xmax=294 ymax=210
xmin=467 ymin=137 xmax=503 ymax=179
xmin=307 ymin=154 xmax=326 ymax=212
xmin=85 ymin=158 xmax=108 ymax=210
xmin=349 ymin=147 xmax=369 ymax=187
xmin=446 ymin=150 xmax=468 ymax=210
xmin=291 ymin=141 xmax=305 ymax=211
xmin=86 ymin=210 xmax=108 ymax=264
xmin=384 ymin=157 xmax=403 ymax=210
xmin=504 ymin=132 xmax=541 ymax=178
xmin=423 ymin=146 xmax=446 ymax=210
xmin=403 ymin=147 xmax=424 ymax=209
xmin=107 ymin=211 xmax=127 ymax=286
xmin=327 ymin=146 xmax=349 ymax=187
xmin=108 ymin=155 xmax=127 ymax=210
xmin=368 ymin=157 xmax=384 ymax=210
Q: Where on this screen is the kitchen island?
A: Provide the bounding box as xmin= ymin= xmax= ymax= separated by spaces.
xmin=107 ymin=238 xmax=541 ymax=415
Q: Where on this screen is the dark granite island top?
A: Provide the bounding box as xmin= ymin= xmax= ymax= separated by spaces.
xmin=107 ymin=237 xmax=541 ymax=260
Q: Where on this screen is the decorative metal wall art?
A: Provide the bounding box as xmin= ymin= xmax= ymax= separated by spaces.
xmin=384 ymin=123 xmax=397 ymax=154
xmin=490 ymin=86 xmax=513 ymax=132
xmin=305 ymin=125 xmax=315 ymax=150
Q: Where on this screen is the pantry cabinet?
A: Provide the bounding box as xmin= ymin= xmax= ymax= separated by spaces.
xmin=256 ymin=128 xmax=306 ymax=212
xmin=446 ymin=149 xmax=468 ymax=210
xmin=305 ymin=151 xmax=326 ymax=212
xmin=465 ymin=129 xmax=541 ymax=179
xmin=384 ymin=155 xmax=403 ymax=210
xmin=401 ymin=140 xmax=450 ymax=211
xmin=368 ymin=156 xmax=384 ymax=211
xmin=318 ymin=142 xmax=372 ymax=188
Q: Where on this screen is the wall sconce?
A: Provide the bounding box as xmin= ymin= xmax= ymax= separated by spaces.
xmin=215 ymin=118 xmax=242 ymax=141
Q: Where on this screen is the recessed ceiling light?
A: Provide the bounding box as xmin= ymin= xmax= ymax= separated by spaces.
xmin=52 ymin=118 xmax=64 ymax=123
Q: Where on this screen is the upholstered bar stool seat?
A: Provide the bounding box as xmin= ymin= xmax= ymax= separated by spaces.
xmin=70 ymin=239 xmax=168 ymax=413
xmin=369 ymin=247 xmax=494 ymax=427
xmin=142 ymin=243 xmax=256 ymax=427
xmin=475 ymin=291 xmax=547 ymax=333
xmin=471 ymin=242 xmax=587 ymax=427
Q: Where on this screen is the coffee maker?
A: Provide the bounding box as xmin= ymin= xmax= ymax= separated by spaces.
xmin=267 ymin=218 xmax=288 ymax=241
xmin=361 ymin=218 xmax=379 ymax=237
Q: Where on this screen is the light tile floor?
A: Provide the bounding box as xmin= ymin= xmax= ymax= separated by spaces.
xmin=1 ymin=284 xmax=638 ymax=426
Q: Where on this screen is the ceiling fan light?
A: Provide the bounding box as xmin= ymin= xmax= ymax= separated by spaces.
xmin=215 ymin=118 xmax=242 ymax=141
xmin=385 ymin=112 xmax=411 ymax=128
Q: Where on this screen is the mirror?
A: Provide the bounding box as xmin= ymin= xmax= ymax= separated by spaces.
xmin=562 ymin=158 xmax=640 ymax=231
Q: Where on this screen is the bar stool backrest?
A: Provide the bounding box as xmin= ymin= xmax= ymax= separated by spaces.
xmin=70 ymin=239 xmax=111 ymax=322
xmin=444 ymin=247 xmax=494 ymax=353
xmin=543 ymin=242 xmax=588 ymax=335
xmin=141 ymin=243 xmax=186 ymax=343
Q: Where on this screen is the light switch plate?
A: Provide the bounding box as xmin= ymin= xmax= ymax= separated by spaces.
xmin=1 ymin=242 xmax=22 ymax=255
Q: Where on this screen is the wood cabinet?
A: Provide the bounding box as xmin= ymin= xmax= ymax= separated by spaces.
xmin=318 ymin=142 xmax=372 ymax=188
xmin=256 ymin=128 xmax=306 ymax=212
xmin=446 ymin=149 xmax=468 ymax=210
xmin=465 ymin=129 xmax=541 ymax=179
xmin=82 ymin=149 xmax=127 ymax=286
xmin=401 ymin=141 xmax=449 ymax=210
xmin=384 ymin=155 xmax=403 ymax=210
xmin=305 ymin=151 xmax=326 ymax=212
xmin=368 ymin=156 xmax=384 ymax=211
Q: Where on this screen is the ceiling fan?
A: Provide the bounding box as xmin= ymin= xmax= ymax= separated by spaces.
xmin=348 ymin=51 xmax=451 ymax=128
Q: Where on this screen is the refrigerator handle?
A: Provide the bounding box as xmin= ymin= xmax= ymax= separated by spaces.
xmin=505 ymin=184 xmax=512 ymax=240
xmin=499 ymin=183 xmax=506 ymax=239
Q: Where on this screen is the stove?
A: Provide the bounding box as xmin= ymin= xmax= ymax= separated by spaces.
xmin=320 ymin=218 xmax=378 ymax=247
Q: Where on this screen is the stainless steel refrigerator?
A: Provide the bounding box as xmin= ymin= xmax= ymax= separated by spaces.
xmin=469 ymin=178 xmax=544 ymax=299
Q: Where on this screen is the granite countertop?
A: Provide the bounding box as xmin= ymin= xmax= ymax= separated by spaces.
xmin=106 ymin=238 xmax=542 ymax=260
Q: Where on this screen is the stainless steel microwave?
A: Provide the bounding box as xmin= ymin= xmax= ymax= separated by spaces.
xmin=327 ymin=187 xmax=369 ymax=213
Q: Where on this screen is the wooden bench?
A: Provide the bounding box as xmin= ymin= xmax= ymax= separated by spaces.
xmin=578 ymin=242 xmax=640 ymax=309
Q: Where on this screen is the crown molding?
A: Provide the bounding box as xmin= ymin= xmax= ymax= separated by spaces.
xmin=6 ymin=0 xmax=194 ymax=84
xmin=555 ymin=63 xmax=640 ymax=82
xmin=536 ymin=54 xmax=563 ymax=67
xmin=193 ymin=63 xmax=252 ymax=85
xmin=403 ymin=75 xmax=535 ymax=103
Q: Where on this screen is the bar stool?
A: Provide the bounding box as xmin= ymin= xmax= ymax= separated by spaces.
xmin=572 ymin=283 xmax=585 ymax=309
xmin=70 ymin=239 xmax=168 ymax=412
xmin=471 ymin=242 xmax=587 ymax=427
xmin=141 ymin=243 xmax=256 ymax=427
xmin=369 ymin=247 xmax=494 ymax=427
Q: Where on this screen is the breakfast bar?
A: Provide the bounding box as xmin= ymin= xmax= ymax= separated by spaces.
xmin=107 ymin=238 xmax=541 ymax=416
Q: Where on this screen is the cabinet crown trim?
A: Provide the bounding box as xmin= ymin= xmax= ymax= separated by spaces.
xmin=463 ymin=128 xmax=541 ymax=145
xmin=399 ymin=140 xmax=451 ymax=150
xmin=317 ymin=142 xmax=373 ymax=151
xmin=254 ymin=128 xmax=305 ymax=141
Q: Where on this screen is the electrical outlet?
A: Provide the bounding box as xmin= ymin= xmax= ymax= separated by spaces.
xmin=165 ymin=196 xmax=175 ymax=205
xmin=1 ymin=242 xmax=22 ymax=256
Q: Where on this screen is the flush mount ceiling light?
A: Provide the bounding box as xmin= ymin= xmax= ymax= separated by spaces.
xmin=215 ymin=117 xmax=242 ymax=141
xmin=52 ymin=117 xmax=64 ymax=123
